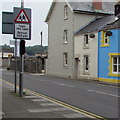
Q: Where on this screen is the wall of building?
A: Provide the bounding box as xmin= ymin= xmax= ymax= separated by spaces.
xmin=47 ymin=1 xmax=99 ymax=79
xmin=74 ymin=32 xmax=98 ymax=80
xmin=47 ymin=2 xmax=75 ymax=78
xmin=98 ymin=28 xmax=120 ymax=83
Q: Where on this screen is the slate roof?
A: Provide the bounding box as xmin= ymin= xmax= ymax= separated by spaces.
xmin=100 ymin=15 xmax=120 ymax=30
xmin=74 ymin=15 xmax=115 ymax=35
xmin=68 ymin=1 xmax=115 ymax=14
xmin=45 ymin=0 xmax=116 ymax=22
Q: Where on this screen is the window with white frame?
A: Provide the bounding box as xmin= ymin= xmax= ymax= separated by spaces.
xmin=63 ymin=30 xmax=67 ymax=43
xmin=84 ymin=34 xmax=89 ymax=47
xmin=84 ymin=55 xmax=89 ymax=72
xmin=108 ymin=53 xmax=120 ymax=77
xmin=63 ymin=53 xmax=68 ymax=66
xmin=64 ymin=5 xmax=68 ymax=19
xmin=112 ymin=56 xmax=120 ymax=74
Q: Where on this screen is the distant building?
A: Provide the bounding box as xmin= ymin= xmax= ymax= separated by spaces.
xmin=45 ymin=0 xmax=115 ymax=79
xmin=0 ymin=48 xmax=14 ymax=68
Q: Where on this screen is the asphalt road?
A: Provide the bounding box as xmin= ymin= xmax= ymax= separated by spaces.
xmin=2 ymin=69 xmax=119 ymax=119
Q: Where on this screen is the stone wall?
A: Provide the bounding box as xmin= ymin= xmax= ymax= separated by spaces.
xmin=10 ymin=57 xmax=44 ymax=73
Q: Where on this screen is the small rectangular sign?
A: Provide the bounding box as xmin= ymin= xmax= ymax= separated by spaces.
xmin=10 ymin=40 xmax=15 ymax=45
xmin=14 ymin=24 xmax=29 ymax=39
xmin=2 ymin=12 xmax=13 ymax=34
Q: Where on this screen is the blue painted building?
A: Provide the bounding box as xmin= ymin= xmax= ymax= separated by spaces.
xmin=98 ymin=16 xmax=120 ymax=83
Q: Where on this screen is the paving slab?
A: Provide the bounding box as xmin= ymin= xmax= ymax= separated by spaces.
xmin=2 ymin=81 xmax=88 ymax=119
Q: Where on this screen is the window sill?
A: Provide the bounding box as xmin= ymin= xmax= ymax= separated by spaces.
xmin=108 ymin=73 xmax=120 ymax=77
xmin=64 ymin=65 xmax=68 ymax=67
xmin=63 ymin=42 xmax=68 ymax=44
xmin=64 ymin=17 xmax=68 ymax=20
xmin=101 ymin=44 xmax=110 ymax=47
xmin=83 ymin=46 xmax=90 ymax=49
xmin=83 ymin=71 xmax=90 ymax=75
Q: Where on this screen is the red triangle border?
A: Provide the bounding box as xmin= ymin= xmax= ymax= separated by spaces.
xmin=14 ymin=9 xmax=30 ymax=23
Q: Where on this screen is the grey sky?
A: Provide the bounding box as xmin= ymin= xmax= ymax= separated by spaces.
xmin=1 ymin=0 xmax=52 ymax=46
xmin=1 ymin=0 xmax=118 ymax=47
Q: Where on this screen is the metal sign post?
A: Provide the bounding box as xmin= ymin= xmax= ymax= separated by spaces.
xmin=19 ymin=54 xmax=23 ymax=97
xmin=13 ymin=0 xmax=31 ymax=97
xmin=2 ymin=0 xmax=31 ymax=96
xmin=14 ymin=39 xmax=17 ymax=93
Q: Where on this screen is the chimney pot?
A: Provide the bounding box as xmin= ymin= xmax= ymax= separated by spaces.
xmin=93 ymin=0 xmax=102 ymax=10
xmin=115 ymin=4 xmax=120 ymax=16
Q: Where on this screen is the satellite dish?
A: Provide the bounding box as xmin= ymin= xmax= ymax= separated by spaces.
xmin=89 ymin=33 xmax=95 ymax=38
xmin=106 ymin=31 xmax=112 ymax=36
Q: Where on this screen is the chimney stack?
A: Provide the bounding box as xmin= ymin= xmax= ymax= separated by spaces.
xmin=93 ymin=0 xmax=102 ymax=10
xmin=115 ymin=3 xmax=120 ymax=16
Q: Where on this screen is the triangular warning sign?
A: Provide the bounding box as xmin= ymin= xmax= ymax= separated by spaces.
xmin=15 ymin=9 xmax=30 ymax=23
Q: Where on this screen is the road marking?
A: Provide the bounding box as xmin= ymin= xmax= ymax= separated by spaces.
xmin=87 ymin=89 xmax=119 ymax=97
xmin=63 ymin=113 xmax=87 ymax=118
xmin=30 ymin=78 xmax=45 ymax=82
xmin=52 ymin=82 xmax=74 ymax=88
xmin=96 ymin=83 xmax=119 ymax=88
xmin=40 ymin=103 xmax=59 ymax=106
xmin=24 ymin=89 xmax=107 ymax=120
xmin=28 ymin=107 xmax=70 ymax=113
xmin=31 ymin=99 xmax=47 ymax=102
xmin=59 ymin=83 xmax=74 ymax=88
xmin=1 ymin=79 xmax=109 ymax=120
xmin=24 ymin=96 xmax=40 ymax=98
xmin=30 ymin=73 xmax=44 ymax=76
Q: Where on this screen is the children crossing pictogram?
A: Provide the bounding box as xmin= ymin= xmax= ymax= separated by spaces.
xmin=14 ymin=9 xmax=30 ymax=23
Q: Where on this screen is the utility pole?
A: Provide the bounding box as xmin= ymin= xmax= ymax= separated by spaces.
xmin=19 ymin=0 xmax=24 ymax=97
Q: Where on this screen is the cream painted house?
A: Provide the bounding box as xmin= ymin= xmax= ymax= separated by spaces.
xmin=74 ymin=16 xmax=115 ymax=80
xmin=45 ymin=0 xmax=115 ymax=79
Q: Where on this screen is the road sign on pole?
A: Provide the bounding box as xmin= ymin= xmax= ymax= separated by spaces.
xmin=13 ymin=7 xmax=31 ymax=40
xmin=2 ymin=12 xmax=14 ymax=34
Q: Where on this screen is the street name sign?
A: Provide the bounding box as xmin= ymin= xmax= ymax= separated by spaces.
xmin=13 ymin=7 xmax=31 ymax=40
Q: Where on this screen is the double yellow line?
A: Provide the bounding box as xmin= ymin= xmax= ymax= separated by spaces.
xmin=1 ymin=79 xmax=108 ymax=120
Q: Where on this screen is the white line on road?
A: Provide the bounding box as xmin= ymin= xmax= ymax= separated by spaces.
xmin=63 ymin=113 xmax=87 ymax=118
xmin=30 ymin=78 xmax=45 ymax=82
xmin=40 ymin=103 xmax=59 ymax=106
xmin=87 ymin=89 xmax=119 ymax=97
xmin=52 ymin=82 xmax=74 ymax=88
xmin=31 ymin=99 xmax=47 ymax=102
xmin=28 ymin=107 xmax=70 ymax=113
xmin=24 ymin=96 xmax=40 ymax=98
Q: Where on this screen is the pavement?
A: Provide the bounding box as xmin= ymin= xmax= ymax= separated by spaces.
xmin=1 ymin=80 xmax=90 ymax=119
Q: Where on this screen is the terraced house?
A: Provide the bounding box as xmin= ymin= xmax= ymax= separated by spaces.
xmin=45 ymin=0 xmax=115 ymax=79
xmin=74 ymin=15 xmax=115 ymax=80
xmin=98 ymin=4 xmax=120 ymax=84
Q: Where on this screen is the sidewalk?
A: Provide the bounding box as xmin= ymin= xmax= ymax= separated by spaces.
xmin=2 ymin=80 xmax=89 ymax=119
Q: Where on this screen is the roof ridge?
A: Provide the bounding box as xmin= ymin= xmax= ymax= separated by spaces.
xmin=74 ymin=16 xmax=101 ymax=35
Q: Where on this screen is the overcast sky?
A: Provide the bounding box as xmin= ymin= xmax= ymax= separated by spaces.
xmin=0 ymin=0 xmax=118 ymax=47
xmin=0 ymin=0 xmax=52 ymax=46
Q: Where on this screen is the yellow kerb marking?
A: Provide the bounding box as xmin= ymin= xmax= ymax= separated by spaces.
xmin=1 ymin=79 xmax=108 ymax=120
